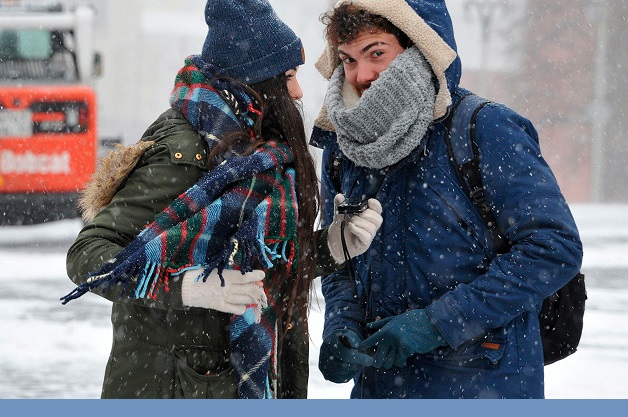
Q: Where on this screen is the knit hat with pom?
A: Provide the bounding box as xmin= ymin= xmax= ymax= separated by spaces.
xmin=201 ymin=0 xmax=305 ymax=84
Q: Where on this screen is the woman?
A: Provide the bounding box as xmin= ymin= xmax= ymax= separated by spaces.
xmin=62 ymin=0 xmax=328 ymax=399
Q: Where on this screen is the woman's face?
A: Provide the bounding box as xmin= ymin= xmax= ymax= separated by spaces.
xmin=285 ymin=67 xmax=303 ymax=100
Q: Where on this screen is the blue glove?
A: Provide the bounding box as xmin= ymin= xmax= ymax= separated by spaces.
xmin=319 ymin=329 xmax=374 ymax=383
xmin=359 ymin=309 xmax=448 ymax=369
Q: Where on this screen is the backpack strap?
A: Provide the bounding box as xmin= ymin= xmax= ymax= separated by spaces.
xmin=447 ymin=95 xmax=585 ymax=366
xmin=445 ymin=93 xmax=509 ymax=253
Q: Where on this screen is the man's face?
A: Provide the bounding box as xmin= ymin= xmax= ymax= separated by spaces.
xmin=337 ymin=31 xmax=406 ymax=96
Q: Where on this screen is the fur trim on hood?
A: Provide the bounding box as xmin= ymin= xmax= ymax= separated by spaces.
xmin=78 ymin=141 xmax=154 ymax=222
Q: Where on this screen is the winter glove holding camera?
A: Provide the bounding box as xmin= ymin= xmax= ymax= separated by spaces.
xmin=319 ymin=329 xmax=374 ymax=383
xmin=327 ymin=194 xmax=383 ymax=265
xmin=359 ymin=309 xmax=448 ymax=369
xmin=181 ymin=268 xmax=267 ymax=320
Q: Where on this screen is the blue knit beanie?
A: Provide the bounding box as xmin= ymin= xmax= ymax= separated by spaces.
xmin=201 ymin=0 xmax=305 ymax=84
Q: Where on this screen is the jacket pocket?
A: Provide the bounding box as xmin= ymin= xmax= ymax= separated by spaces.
xmin=428 ymin=337 xmax=507 ymax=369
xmin=173 ymin=346 xmax=237 ymax=399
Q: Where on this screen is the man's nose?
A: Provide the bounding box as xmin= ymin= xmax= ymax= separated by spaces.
xmin=356 ymin=64 xmax=378 ymax=86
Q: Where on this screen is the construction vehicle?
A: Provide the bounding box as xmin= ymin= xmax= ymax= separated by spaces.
xmin=0 ymin=1 xmax=101 ymax=225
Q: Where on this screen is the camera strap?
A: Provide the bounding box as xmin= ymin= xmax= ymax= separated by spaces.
xmin=340 ymin=219 xmax=362 ymax=306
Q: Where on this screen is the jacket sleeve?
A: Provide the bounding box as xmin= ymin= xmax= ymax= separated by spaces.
xmin=427 ymin=104 xmax=583 ymax=348
xmin=66 ymin=131 xmax=207 ymax=310
xmin=318 ymin=148 xmax=367 ymax=339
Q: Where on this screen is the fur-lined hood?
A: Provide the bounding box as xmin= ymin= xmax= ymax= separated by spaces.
xmin=314 ymin=0 xmax=461 ymax=130
xmin=78 ymin=141 xmax=154 ymax=222
xmin=78 ymin=110 xmax=206 ymax=222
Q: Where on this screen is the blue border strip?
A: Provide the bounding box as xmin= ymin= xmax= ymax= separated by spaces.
xmin=0 ymin=399 xmax=624 ymax=417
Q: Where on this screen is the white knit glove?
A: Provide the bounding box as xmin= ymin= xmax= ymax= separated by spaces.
xmin=327 ymin=194 xmax=383 ymax=265
xmin=181 ymin=268 xmax=267 ymax=318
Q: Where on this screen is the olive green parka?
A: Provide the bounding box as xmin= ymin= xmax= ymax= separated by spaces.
xmin=67 ymin=109 xmax=335 ymax=398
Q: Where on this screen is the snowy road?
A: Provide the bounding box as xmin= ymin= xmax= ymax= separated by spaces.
xmin=0 ymin=204 xmax=627 ymax=398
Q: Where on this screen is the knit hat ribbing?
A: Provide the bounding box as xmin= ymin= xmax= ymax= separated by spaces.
xmin=201 ymin=0 xmax=304 ymax=84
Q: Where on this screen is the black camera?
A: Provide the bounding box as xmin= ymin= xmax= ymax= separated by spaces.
xmin=337 ymin=197 xmax=368 ymax=215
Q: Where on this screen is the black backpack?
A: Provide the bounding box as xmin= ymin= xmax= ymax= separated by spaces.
xmin=445 ymin=92 xmax=587 ymax=365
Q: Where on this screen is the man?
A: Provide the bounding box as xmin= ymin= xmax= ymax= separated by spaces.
xmin=312 ymin=0 xmax=583 ymax=399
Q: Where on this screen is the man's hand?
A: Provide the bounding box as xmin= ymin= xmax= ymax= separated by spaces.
xmin=319 ymin=329 xmax=374 ymax=383
xmin=327 ymin=194 xmax=383 ymax=265
xmin=359 ymin=309 xmax=448 ymax=369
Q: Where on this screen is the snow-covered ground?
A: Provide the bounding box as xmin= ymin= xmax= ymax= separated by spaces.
xmin=0 ymin=204 xmax=627 ymax=399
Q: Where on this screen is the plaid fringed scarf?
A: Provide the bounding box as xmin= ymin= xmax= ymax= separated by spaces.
xmin=61 ymin=56 xmax=300 ymax=399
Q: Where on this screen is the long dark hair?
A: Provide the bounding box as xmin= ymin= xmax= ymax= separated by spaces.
xmin=208 ymin=73 xmax=319 ymax=334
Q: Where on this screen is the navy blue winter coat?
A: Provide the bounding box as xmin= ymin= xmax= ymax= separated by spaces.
xmin=311 ymin=0 xmax=583 ymax=399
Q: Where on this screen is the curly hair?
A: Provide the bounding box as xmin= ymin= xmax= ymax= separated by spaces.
xmin=320 ymin=3 xmax=411 ymax=48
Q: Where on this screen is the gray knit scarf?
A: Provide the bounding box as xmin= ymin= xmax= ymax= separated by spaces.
xmin=325 ymin=46 xmax=436 ymax=169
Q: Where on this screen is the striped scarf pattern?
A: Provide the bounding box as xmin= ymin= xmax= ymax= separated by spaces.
xmin=61 ymin=56 xmax=299 ymax=399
